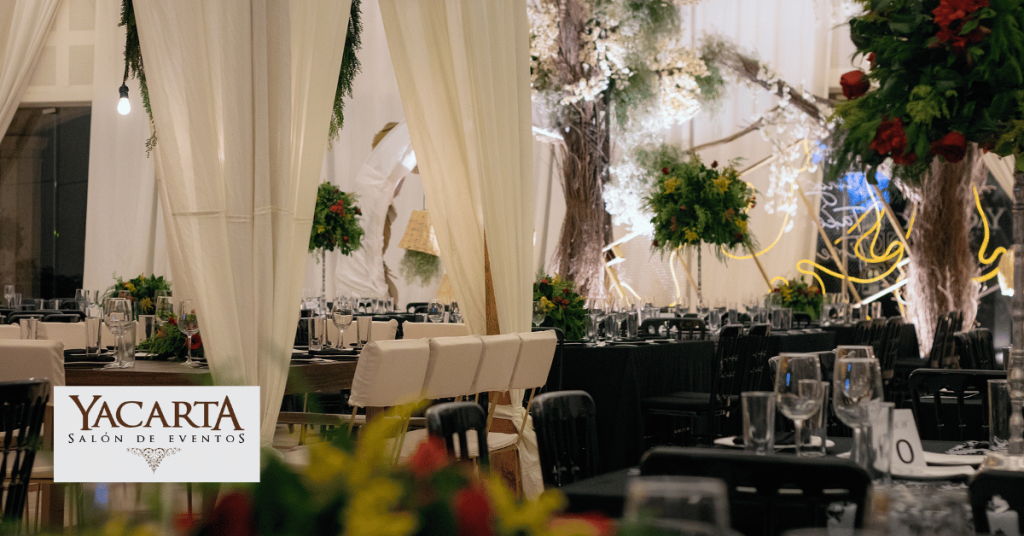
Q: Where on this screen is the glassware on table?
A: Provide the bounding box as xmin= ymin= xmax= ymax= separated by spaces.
xmin=727 ymin=301 xmax=739 ymax=325
xmin=427 ymin=301 xmax=444 ymax=323
xmin=356 ymin=316 xmax=373 ymax=349
xmin=675 ymin=294 xmax=690 ymax=317
xmin=154 ymin=296 xmax=174 ymax=327
xmin=103 ymin=298 xmax=132 ymax=368
xmin=774 ymin=353 xmax=823 ymax=457
xmin=866 ymin=401 xmax=894 ymax=484
xmin=990 ymin=379 xmax=1012 ymax=452
xmin=801 ymin=381 xmax=830 ymax=457
xmin=84 ymin=317 xmax=101 ymax=356
xmin=708 ymin=309 xmax=722 ymax=333
xmin=741 ymin=391 xmax=775 ymax=455
xmin=832 ymin=356 xmax=884 ymax=467
xmin=449 ymin=301 xmax=462 ymax=323
xmin=3 ymin=285 xmax=13 ymax=308
xmin=385 ymin=297 xmax=395 ymax=313
xmin=75 ymin=289 xmax=87 ymax=312
xmin=331 ymin=297 xmax=354 ymax=348
xmin=119 ymin=320 xmax=137 ymax=369
xmin=307 ymin=317 xmax=326 ymax=352
xmin=139 ymin=315 xmax=157 ymax=342
xmin=696 ymin=297 xmax=710 ymax=318
xmin=532 ymin=300 xmax=547 ymax=327
xmin=178 ymin=299 xmax=201 ymax=368
xmin=836 ymin=345 xmax=876 ymax=360
xmin=623 ymin=476 xmax=731 ymax=535
xmin=9 ymin=292 xmax=21 ymax=309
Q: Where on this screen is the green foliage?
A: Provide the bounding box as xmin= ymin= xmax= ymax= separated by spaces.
xmin=534 ymin=274 xmax=588 ymax=341
xmin=771 ymin=276 xmax=824 ymax=320
xmin=827 ymin=0 xmax=1024 ymax=185
xmin=641 ymin=145 xmax=756 ymax=257
xmin=105 ymin=273 xmax=171 ymax=316
xmin=399 ymin=250 xmax=443 ymax=287
xmin=136 ymin=311 xmax=204 ymax=361
xmin=309 ymin=183 xmax=364 ymax=255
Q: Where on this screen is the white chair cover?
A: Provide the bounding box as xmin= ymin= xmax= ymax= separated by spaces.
xmin=423 ymin=336 xmax=482 ymax=399
xmin=0 ymin=340 xmax=64 ymax=397
xmin=471 ymin=333 xmax=521 ymax=393
xmin=0 ymin=325 xmax=18 ymax=340
xmin=348 ymin=339 xmax=429 ymax=408
xmin=509 ymin=330 xmax=558 ymax=391
xmin=402 ymin=323 xmax=471 ymax=340
xmin=37 ymin=322 xmax=87 ymax=350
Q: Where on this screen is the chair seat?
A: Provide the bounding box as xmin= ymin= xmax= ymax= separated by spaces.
xmin=642 ymin=392 xmax=736 ymax=412
xmin=398 ymin=428 xmax=518 ymax=461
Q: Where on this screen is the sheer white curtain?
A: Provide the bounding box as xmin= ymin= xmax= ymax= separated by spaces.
xmin=0 ymin=0 xmax=59 ymax=138
xmin=83 ymin=0 xmax=169 ymax=291
xmin=133 ymin=0 xmax=350 ymax=445
xmin=380 ymin=0 xmax=538 ymax=497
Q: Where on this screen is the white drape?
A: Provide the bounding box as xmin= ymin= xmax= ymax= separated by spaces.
xmin=133 ymin=0 xmax=350 ymax=445
xmin=983 ymin=153 xmax=1015 ymax=197
xmin=83 ymin=0 xmax=169 ymax=291
xmin=380 ymin=0 xmax=538 ymax=497
xmin=0 ymin=0 xmax=59 ymax=138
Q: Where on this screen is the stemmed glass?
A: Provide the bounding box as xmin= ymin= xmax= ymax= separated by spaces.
xmin=427 ymin=301 xmax=444 ymax=323
xmin=75 ymin=289 xmax=87 ymax=312
xmin=332 ymin=297 xmax=354 ymax=348
xmin=103 ymin=298 xmax=132 ymax=369
xmin=774 ymin=353 xmax=823 ymax=456
xmin=833 ymin=353 xmax=884 ymax=467
xmin=449 ymin=301 xmax=462 ymax=323
xmin=533 ymin=300 xmax=547 ymax=327
xmin=154 ymin=296 xmax=174 ymax=327
xmin=675 ymin=294 xmax=690 ymax=317
xmin=3 ymin=285 xmax=13 ymax=307
xmin=178 ymin=299 xmax=201 ymax=368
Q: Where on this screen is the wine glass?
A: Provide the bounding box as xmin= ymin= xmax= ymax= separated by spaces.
xmin=75 ymin=289 xmax=87 ymax=312
xmin=449 ymin=301 xmax=462 ymax=323
xmin=774 ymin=353 xmax=823 ymax=456
xmin=836 ymin=345 xmax=875 ymax=360
xmin=533 ymin=300 xmax=547 ymax=327
xmin=675 ymin=294 xmax=690 ymax=317
xmin=427 ymin=301 xmax=444 ymax=323
xmin=178 ymin=299 xmax=201 ymax=368
xmin=332 ymin=297 xmax=354 ymax=347
xmin=3 ymin=285 xmax=13 ymax=307
xmin=154 ymin=296 xmax=174 ymax=327
xmin=103 ymin=298 xmax=132 ymax=369
xmin=833 ymin=356 xmax=884 ymax=467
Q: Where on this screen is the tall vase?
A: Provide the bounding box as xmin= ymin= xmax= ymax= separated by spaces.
xmin=696 ymin=246 xmax=703 ymax=308
xmin=321 ymin=249 xmax=327 ymax=307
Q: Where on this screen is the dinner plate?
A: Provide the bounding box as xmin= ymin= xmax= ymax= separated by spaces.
xmin=891 ymin=464 xmax=976 ymax=480
xmin=713 ymin=436 xmax=835 ymax=449
xmin=922 ymin=452 xmax=986 ymax=466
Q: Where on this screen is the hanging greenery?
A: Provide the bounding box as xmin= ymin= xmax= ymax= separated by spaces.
xmin=399 ymin=250 xmax=443 ymax=287
xmin=119 ymin=0 xmax=363 ymax=150
xmin=309 ymin=183 xmax=364 ymax=255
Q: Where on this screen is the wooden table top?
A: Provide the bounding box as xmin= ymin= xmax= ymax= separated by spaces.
xmin=64 ymin=359 xmax=357 ymax=394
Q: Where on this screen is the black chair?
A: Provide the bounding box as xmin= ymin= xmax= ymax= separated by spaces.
xmin=970 ymin=328 xmax=996 ymax=370
xmin=0 ymin=380 xmax=50 ymax=524
xmin=425 ymin=401 xmax=489 ymax=466
xmin=970 ymin=469 xmax=1024 ymax=535
xmin=908 ymin=369 xmax=1006 ymax=441
xmin=5 ymin=312 xmax=46 ymax=325
xmin=852 ymin=319 xmax=873 ymax=344
xmin=952 ymin=332 xmax=972 ymax=369
xmin=42 ymin=314 xmax=80 ymax=323
xmin=643 ymin=325 xmax=744 ymax=444
xmin=531 ymin=390 xmax=599 ymax=488
xmin=640 ymin=446 xmax=871 ymax=536
xmin=929 ymin=311 xmax=963 ymax=368
xmin=639 ymin=318 xmax=707 ymax=340
xmin=792 ymin=312 xmax=812 ymax=328
xmin=406 ymin=302 xmax=428 ymax=314
xmin=739 ymin=323 xmax=771 ymax=392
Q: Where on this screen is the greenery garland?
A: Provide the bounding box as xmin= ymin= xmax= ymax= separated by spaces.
xmin=309 ymin=183 xmax=364 ymax=255
xmin=119 ymin=0 xmax=363 ymax=149
xmin=827 ymin=0 xmax=1024 ymax=184
xmin=641 ymin=145 xmax=757 ymax=257
xmin=399 ymin=250 xmax=443 ymax=287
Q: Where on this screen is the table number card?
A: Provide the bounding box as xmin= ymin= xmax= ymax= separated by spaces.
xmin=890 ymin=408 xmax=927 ymax=470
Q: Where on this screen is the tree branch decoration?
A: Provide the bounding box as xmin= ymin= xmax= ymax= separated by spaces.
xmin=119 ymin=0 xmax=363 ymax=152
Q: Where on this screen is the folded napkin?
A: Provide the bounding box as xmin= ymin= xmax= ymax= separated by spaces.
xmin=946 ymin=440 xmax=992 ymax=456
xmin=63 ymin=349 xmax=114 ymax=363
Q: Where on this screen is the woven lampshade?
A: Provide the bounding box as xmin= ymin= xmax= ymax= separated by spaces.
xmin=399 ymin=210 xmax=441 ymax=256
xmin=435 ymin=273 xmax=454 ymax=305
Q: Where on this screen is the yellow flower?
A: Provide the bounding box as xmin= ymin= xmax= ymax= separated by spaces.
xmin=345 ymin=478 xmax=416 ymax=536
xmin=486 ymin=474 xmax=566 ymax=535
xmin=737 ymin=219 xmax=748 ymax=233
xmin=684 ymin=228 xmax=699 ymax=242
xmin=781 ymin=286 xmax=794 ymax=301
xmin=713 ymin=176 xmax=730 ymax=194
xmin=540 ymin=296 xmax=555 ymax=312
xmin=664 ymin=177 xmax=681 ymax=194
xmin=140 ymin=297 xmax=153 ymax=313
xmin=125 ymin=282 xmax=136 ymax=292
xmin=317 ymin=225 xmax=325 ymax=234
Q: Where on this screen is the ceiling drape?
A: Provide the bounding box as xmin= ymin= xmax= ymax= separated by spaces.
xmin=133 ymin=0 xmax=350 ymax=445
xmin=0 ymin=0 xmax=59 ymax=138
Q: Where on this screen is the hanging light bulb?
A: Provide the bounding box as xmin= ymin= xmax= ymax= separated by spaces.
xmin=117 ymin=83 xmax=131 ymax=115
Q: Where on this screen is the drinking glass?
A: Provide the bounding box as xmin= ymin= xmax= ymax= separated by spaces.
xmin=332 ymin=297 xmax=354 ymax=348
xmin=727 ymin=301 xmax=739 ymax=325
xmin=449 ymin=301 xmax=462 ymax=323
xmin=75 ymin=289 xmax=87 ymax=312
xmin=427 ymin=301 xmax=444 ymax=323
xmin=385 ymin=297 xmax=395 ymax=313
xmin=117 ymin=290 xmax=131 ymax=300
xmin=307 ymin=317 xmax=326 ymax=352
xmin=119 ymin=321 xmax=137 ymax=369
xmin=990 ymin=379 xmax=1011 ymax=451
xmin=103 ymin=298 xmax=132 ymax=368
xmin=708 ymin=309 xmax=722 ymax=332
xmin=356 ymin=316 xmax=373 ymax=349
xmin=3 ymin=285 xmax=13 ymax=307
xmin=696 ymin=297 xmax=710 ymax=318
xmin=10 ymin=293 xmax=21 ymax=309
xmin=866 ymin=401 xmax=894 ymax=484
xmin=675 ymin=295 xmax=690 ymax=316
xmin=623 ymin=476 xmax=731 ymax=535
xmin=774 ymin=353 xmax=823 ymax=457
xmin=835 ymin=345 xmax=875 ymax=361
xmin=84 ymin=317 xmax=101 ymax=356
xmin=178 ymin=299 xmax=201 ymax=368
xmin=742 ymin=392 xmax=775 ymax=454
xmin=832 ymin=356 xmax=884 ymax=467
xmin=154 ymin=296 xmax=174 ymax=327
xmin=802 ymin=381 xmax=830 ymax=457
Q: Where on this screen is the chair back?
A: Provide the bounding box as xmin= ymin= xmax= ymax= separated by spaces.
xmin=531 ymin=390 xmax=599 ymax=488
xmin=908 ymin=369 xmax=1006 ymax=441
xmin=0 ymin=340 xmax=65 ymax=398
xmin=0 ymin=380 xmax=50 ymax=522
xmin=401 ymin=322 xmax=471 ymax=340
xmin=5 ymin=312 xmax=46 ymax=325
xmin=739 ymin=324 xmax=771 ymax=392
xmin=425 ymin=401 xmax=489 ymax=465
xmin=952 ymin=332 xmax=971 ymax=369
xmin=509 ymin=330 xmax=558 ymax=391
xmin=640 ymin=446 xmax=870 ymax=535
xmin=710 ymin=325 xmax=745 ymax=402
xmin=878 ymin=317 xmax=904 ymax=380
xmin=423 ymin=336 xmax=482 ymax=399
xmin=38 ymin=322 xmax=87 ymax=350
xmin=970 ymin=328 xmax=996 ymax=370
xmin=470 ymin=334 xmax=521 ymax=394
xmin=405 ymin=302 xmax=428 ymax=314
xmin=792 ymin=312 xmax=812 ymax=328
xmin=853 ymin=320 xmax=873 ymax=344
xmin=41 ymin=313 xmax=80 ymax=323
xmin=970 ymin=469 xmax=1024 ymax=535
xmin=929 ymin=311 xmax=961 ymax=368
xmin=348 ymin=339 xmax=430 ymax=408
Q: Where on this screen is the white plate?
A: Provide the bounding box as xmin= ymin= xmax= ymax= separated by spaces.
xmin=923 ymin=452 xmax=986 ymax=466
xmin=713 ymin=436 xmax=835 ymax=449
xmin=891 ymin=464 xmax=975 ymax=480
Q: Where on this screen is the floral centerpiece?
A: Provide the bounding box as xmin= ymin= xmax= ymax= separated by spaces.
xmin=137 ymin=312 xmax=203 ymax=361
xmin=105 ymin=274 xmax=171 ymax=316
xmin=309 ymin=183 xmax=365 ymax=256
xmin=770 ymin=276 xmax=824 ymax=320
xmin=642 ymin=146 xmax=756 ymax=255
xmin=534 ymin=274 xmax=588 ymax=341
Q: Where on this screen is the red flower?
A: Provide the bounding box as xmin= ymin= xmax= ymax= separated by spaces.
xmin=662 ymin=167 xmax=670 ymax=175
xmin=734 ymin=232 xmax=744 ymax=241
xmin=201 ymin=492 xmax=255 ymax=536
xmin=540 ymin=278 xmax=551 ymax=285
xmin=931 ymin=131 xmax=968 ymax=163
xmin=562 ymin=288 xmax=570 ymax=295
xmin=679 ymin=205 xmax=686 ymax=211
xmin=190 ymin=333 xmax=202 ymax=350
xmin=869 ymin=117 xmax=910 ymax=160
xmin=168 ymin=316 xmax=177 ymax=326
xmin=652 ymin=240 xmax=659 ymax=247
xmin=454 ymin=485 xmax=493 ymax=536
xmin=342 ymin=236 xmax=349 ymax=243
xmin=840 ymin=70 xmax=870 ymax=100
xmin=550 ymin=514 xmax=616 ymax=536
xmin=711 ymin=160 xmax=718 ymax=168
xmin=933 ymin=0 xmax=988 ymax=29
xmin=867 ymin=52 xmax=876 ymax=69
xmin=355 ymin=208 xmax=362 ymax=215
xmin=408 ymin=436 xmax=449 ymax=477
xmin=892 ymin=150 xmax=918 ymax=166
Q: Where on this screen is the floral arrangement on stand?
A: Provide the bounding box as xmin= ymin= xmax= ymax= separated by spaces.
xmin=643 ymin=146 xmax=756 ymax=255
xmin=770 ymin=276 xmax=824 ymax=320
xmin=534 ymin=274 xmax=588 ymax=341
xmin=137 ymin=312 xmax=203 ymax=361
xmin=105 ymin=274 xmax=171 ymax=316
xmin=309 ymin=183 xmax=365 ymax=256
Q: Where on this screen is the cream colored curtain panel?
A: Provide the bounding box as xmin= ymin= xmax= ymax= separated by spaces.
xmin=133 ymin=0 xmax=350 ymax=445
xmin=983 ymin=152 xmax=1015 ymax=197
xmin=0 ymin=0 xmax=59 ymax=138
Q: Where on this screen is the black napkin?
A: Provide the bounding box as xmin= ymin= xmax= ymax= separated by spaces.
xmin=731 ymin=431 xmax=796 ymax=446
xmin=64 ymin=349 xmax=115 ymax=363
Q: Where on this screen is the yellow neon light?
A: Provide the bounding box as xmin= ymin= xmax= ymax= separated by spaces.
xmin=974 ymin=184 xmax=1006 ymax=266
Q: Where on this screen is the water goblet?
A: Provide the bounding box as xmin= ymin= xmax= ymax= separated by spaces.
xmin=178 ymin=299 xmax=201 ymax=368
xmin=3 ymin=285 xmax=13 ymax=308
xmin=427 ymin=301 xmax=444 ymax=323
xmin=103 ymin=298 xmax=132 ymax=369
xmin=332 ymin=297 xmax=354 ymax=347
xmin=533 ymin=300 xmax=548 ymax=327
xmin=774 ymin=353 xmax=823 ymax=457
xmin=833 ymin=356 xmax=884 ymax=467
xmin=449 ymin=301 xmax=462 ymax=323
xmin=154 ymin=296 xmax=174 ymax=327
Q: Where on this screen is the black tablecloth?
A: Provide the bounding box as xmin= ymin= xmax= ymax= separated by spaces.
xmin=765 ymin=329 xmax=837 ymax=356
xmin=823 ymin=323 xmax=921 ymax=359
xmin=546 ymin=340 xmax=716 ymax=472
